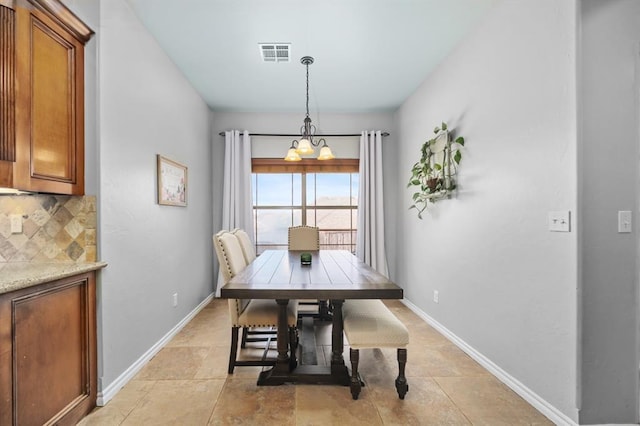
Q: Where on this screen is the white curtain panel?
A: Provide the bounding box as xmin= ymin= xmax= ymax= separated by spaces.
xmin=356 ymin=130 xmax=389 ymax=277
xmin=216 ymin=130 xmax=254 ymax=296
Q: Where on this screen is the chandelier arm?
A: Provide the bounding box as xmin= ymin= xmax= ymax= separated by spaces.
xmin=309 ymin=124 xmax=318 ymax=146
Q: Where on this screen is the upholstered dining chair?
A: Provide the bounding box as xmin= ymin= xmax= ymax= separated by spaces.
xmin=287 ymin=226 xmax=330 ymax=320
xmin=288 ymin=225 xmax=320 ymax=251
xmin=231 ymin=228 xmax=256 ymax=264
xmin=214 ymin=230 xmax=298 ymax=373
xmin=230 ymin=228 xmax=273 ymax=348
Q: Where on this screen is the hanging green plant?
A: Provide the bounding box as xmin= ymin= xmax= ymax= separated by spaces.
xmin=407 ymin=122 xmax=465 ymax=218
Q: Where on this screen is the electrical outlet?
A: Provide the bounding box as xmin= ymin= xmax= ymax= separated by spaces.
xmin=172 ymin=293 xmax=178 ymax=307
xmin=10 ymin=214 xmax=22 ymax=234
xmin=433 ymin=290 xmax=439 ymax=304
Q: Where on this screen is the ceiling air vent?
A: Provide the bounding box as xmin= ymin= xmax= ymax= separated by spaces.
xmin=259 ymin=43 xmax=291 ymax=63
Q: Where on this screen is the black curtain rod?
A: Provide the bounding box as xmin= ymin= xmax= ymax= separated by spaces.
xmin=218 ymin=132 xmax=390 ymax=137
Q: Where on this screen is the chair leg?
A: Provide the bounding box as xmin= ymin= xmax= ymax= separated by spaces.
xmin=289 ymin=326 xmax=298 ymax=370
xmin=318 ymin=300 xmax=332 ymax=321
xmin=291 ymin=327 xmax=299 ymax=352
xmin=349 ymin=348 xmax=362 ymax=400
xmin=241 ymin=327 xmax=248 ymax=348
xmin=395 ymin=348 xmax=409 ymax=399
xmin=228 ymin=326 xmax=240 ymax=374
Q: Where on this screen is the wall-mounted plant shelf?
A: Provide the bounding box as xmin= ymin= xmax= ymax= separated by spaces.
xmin=407 ymin=122 xmax=465 ymax=218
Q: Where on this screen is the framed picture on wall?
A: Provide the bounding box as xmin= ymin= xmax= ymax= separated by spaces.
xmin=157 ymin=155 xmax=187 ymax=206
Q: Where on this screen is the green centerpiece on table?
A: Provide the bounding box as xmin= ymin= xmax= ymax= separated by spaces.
xmin=300 ymin=252 xmax=312 ymax=265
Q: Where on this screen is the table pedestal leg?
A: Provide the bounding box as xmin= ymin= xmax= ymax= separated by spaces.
xmin=257 ymin=298 xmax=349 ymax=386
xmin=274 ymin=299 xmax=291 ymax=372
xmin=330 ymin=299 xmax=349 ymax=381
xmin=257 ymin=299 xmax=290 ymax=385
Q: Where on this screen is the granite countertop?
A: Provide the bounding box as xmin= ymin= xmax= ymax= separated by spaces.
xmin=0 ymin=262 xmax=107 ymax=295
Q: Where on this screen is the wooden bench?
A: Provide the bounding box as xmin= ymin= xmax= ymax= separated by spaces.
xmin=342 ymin=299 xmax=409 ymax=400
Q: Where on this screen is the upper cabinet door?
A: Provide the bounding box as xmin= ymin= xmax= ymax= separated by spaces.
xmin=0 ymin=4 xmax=16 ymax=187
xmin=13 ymin=2 xmax=91 ymax=194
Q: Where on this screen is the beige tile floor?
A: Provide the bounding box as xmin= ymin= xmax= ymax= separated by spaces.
xmin=79 ymin=299 xmax=552 ymax=425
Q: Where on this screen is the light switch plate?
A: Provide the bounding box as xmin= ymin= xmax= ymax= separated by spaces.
xmin=618 ymin=211 xmax=632 ymax=233
xmin=548 ymin=211 xmax=571 ymax=232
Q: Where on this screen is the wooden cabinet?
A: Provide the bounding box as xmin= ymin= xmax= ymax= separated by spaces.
xmin=0 ymin=271 xmax=97 ymax=426
xmin=0 ymin=0 xmax=93 ymax=194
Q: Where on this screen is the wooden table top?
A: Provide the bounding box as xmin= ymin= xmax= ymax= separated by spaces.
xmin=220 ymin=250 xmax=403 ymax=300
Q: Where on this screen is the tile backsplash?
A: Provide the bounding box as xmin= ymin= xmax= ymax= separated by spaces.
xmin=0 ymin=195 xmax=97 ymax=263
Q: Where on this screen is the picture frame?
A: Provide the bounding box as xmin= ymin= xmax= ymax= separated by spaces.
xmin=157 ymin=155 xmax=187 ymax=206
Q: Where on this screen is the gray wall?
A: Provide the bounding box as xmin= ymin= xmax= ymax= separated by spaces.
xmin=68 ymin=0 xmax=214 ymax=394
xmin=210 ymin=111 xmax=397 ymax=285
xmin=394 ymin=0 xmax=579 ymax=421
xmin=578 ymin=0 xmax=640 ymax=423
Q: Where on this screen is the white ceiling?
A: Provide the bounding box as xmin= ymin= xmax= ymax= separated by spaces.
xmin=125 ymin=0 xmax=499 ymax=113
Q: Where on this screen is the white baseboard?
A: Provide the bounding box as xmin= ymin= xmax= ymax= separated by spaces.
xmin=96 ymin=293 xmax=214 ymax=406
xmin=400 ymin=298 xmax=578 ymax=426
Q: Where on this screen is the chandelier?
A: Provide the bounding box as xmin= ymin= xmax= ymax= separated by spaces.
xmin=284 ymin=56 xmax=335 ymax=161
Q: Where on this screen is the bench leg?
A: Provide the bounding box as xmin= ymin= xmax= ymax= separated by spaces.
xmin=229 ymin=326 xmax=240 ymax=374
xmin=395 ymin=348 xmax=409 ymax=399
xmin=349 ymin=348 xmax=362 ymax=400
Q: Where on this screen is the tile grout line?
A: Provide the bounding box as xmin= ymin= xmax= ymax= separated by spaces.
xmin=430 ymin=376 xmax=474 ymax=425
xmin=118 ymin=380 xmax=159 ymax=426
xmin=205 ymin=378 xmax=228 ymax=425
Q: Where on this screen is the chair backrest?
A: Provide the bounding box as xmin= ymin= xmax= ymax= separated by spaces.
xmin=288 ymin=225 xmax=320 ymax=251
xmin=213 ymin=230 xmax=250 ymax=323
xmin=231 ymin=228 xmax=256 ymax=263
xmin=214 ymin=230 xmax=248 ymax=281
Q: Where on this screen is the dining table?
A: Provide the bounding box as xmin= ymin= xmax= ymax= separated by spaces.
xmin=220 ymin=249 xmax=403 ymax=386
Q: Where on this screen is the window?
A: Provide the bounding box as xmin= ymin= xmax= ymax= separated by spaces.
xmin=252 ymin=160 xmax=358 ymax=255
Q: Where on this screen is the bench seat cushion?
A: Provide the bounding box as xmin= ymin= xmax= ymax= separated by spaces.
xmin=343 ymin=300 xmax=409 ymax=349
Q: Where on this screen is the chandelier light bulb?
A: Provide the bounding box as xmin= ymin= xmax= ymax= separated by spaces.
xmin=318 ymin=146 xmax=335 ymax=160
xmin=317 ymin=142 xmax=335 ymax=160
xmin=296 ymin=139 xmax=314 ymax=155
xmin=284 ymin=147 xmax=302 ymax=161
